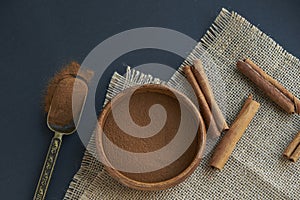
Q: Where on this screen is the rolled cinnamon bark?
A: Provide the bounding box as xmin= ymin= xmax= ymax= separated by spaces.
xmin=237 ymin=59 xmax=299 ymax=114
xmin=283 ymin=131 xmax=300 ymax=162
xmin=290 ymin=145 xmax=300 ymax=162
xmin=209 ymin=94 xmax=260 ymax=170
xmin=191 ymin=60 xmax=229 ymax=131
xmin=183 ymin=66 xmax=220 ymax=138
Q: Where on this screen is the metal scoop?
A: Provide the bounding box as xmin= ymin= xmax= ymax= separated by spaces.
xmin=33 ymin=78 xmax=88 ymax=200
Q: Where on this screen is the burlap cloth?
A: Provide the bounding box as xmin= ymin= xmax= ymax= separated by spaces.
xmin=64 ymin=9 xmax=300 ymax=199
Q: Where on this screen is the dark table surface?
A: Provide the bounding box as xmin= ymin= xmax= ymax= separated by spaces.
xmin=0 ymin=0 xmax=299 ymax=199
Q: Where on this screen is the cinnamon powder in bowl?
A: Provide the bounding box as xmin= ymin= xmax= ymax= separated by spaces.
xmin=96 ymin=84 xmax=206 ymax=191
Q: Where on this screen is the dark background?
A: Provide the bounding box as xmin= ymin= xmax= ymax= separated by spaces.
xmin=0 ymin=0 xmax=299 ymax=199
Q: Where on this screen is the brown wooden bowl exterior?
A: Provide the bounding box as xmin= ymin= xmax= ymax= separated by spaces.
xmin=95 ymin=84 xmax=206 ymax=191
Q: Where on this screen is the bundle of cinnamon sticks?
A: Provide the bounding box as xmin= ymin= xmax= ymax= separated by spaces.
xmin=183 ymin=60 xmax=228 ymax=138
xmin=210 ymin=94 xmax=260 ymax=169
xmin=183 ymin=60 xmax=260 ymax=170
xmin=283 ymin=131 xmax=300 ymax=162
xmin=183 ymin=58 xmax=299 ymax=170
xmin=237 ymin=59 xmax=300 ymax=115
xmin=237 ymin=58 xmax=300 ymax=163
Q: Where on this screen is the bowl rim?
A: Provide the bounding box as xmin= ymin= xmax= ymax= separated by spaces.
xmin=95 ymin=84 xmax=206 ymax=191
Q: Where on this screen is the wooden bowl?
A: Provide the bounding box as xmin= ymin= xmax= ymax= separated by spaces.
xmin=95 ymin=84 xmax=206 ymax=191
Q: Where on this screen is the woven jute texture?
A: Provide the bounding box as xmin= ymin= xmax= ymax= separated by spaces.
xmin=64 ymin=9 xmax=300 ymax=199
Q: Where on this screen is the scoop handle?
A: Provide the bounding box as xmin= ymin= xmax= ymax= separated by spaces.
xmin=33 ymin=132 xmax=63 ymax=200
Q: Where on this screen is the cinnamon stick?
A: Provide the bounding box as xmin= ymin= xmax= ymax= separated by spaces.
xmin=209 ymin=94 xmax=260 ymax=170
xmin=191 ymin=60 xmax=229 ymax=131
xmin=283 ymin=131 xmax=300 ymax=162
xmin=237 ymin=59 xmax=300 ymax=114
xmin=183 ymin=66 xmax=220 ymax=138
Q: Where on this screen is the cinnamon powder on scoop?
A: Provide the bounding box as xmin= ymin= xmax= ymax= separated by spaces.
xmin=44 ymin=61 xmax=93 ymax=128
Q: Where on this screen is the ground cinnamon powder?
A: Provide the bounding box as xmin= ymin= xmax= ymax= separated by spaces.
xmin=102 ymin=89 xmax=199 ymax=183
xmin=44 ymin=62 xmax=93 ymax=130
